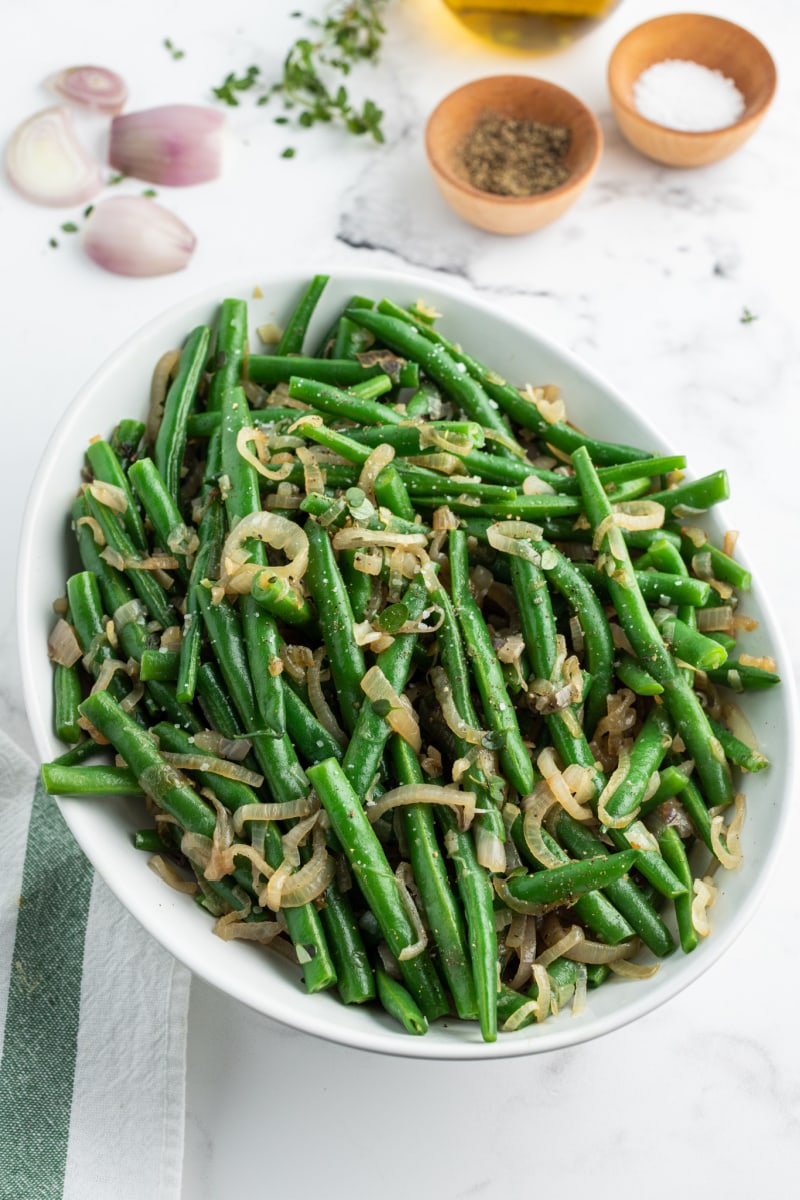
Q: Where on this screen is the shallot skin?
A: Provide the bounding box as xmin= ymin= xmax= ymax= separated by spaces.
xmin=5 ymin=106 xmax=105 ymax=207
xmin=81 ymin=195 xmax=196 ymax=277
xmin=109 ymin=104 xmax=226 ymax=186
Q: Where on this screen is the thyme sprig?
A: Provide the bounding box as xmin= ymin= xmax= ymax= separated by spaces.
xmin=212 ymin=1 xmax=389 ymax=144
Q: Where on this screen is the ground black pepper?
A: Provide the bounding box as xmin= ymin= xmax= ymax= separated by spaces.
xmin=459 ymin=111 xmax=571 ymax=197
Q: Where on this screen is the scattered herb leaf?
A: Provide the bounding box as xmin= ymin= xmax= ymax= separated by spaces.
xmin=164 ymin=37 xmax=185 ymax=60
xmin=281 ymin=147 xmax=297 ymax=158
xmin=740 ymin=307 xmax=758 ymax=324
xmin=60 ymin=222 xmax=79 ymax=234
xmin=142 ymin=188 xmax=158 ymax=197
xmin=212 ymin=65 xmax=261 ymax=107
xmin=49 ymin=238 xmax=59 ymax=249
xmin=212 ymin=1 xmax=389 ymax=142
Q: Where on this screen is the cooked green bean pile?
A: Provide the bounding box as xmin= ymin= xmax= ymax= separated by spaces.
xmin=43 ymin=276 xmax=780 ymax=1040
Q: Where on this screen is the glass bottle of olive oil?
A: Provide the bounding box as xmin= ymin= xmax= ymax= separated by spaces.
xmin=442 ymin=0 xmax=621 ymax=53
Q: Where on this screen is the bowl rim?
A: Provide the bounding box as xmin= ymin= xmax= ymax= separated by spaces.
xmin=17 ymin=264 xmax=799 ymax=1060
xmin=607 ymin=12 xmax=777 ymax=138
xmin=425 ymin=73 xmax=603 ymax=206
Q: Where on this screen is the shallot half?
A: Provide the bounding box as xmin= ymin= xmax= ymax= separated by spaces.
xmin=81 ymin=195 xmax=196 ymax=276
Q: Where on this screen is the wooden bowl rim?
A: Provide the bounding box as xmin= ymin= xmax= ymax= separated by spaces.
xmin=607 ymin=13 xmax=777 ymax=140
xmin=425 ymin=74 xmax=603 ymax=208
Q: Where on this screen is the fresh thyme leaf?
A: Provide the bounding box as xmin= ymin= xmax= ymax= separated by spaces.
xmin=48 ymin=238 xmax=59 ymax=249
xmin=60 ymin=222 xmax=79 ymax=234
xmin=211 ymin=2 xmax=389 ymax=142
xmin=740 ymin=307 xmax=758 ymax=324
xmin=212 ymin=65 xmax=261 ymax=107
xmin=164 ymin=37 xmax=185 ymax=60
xmin=281 ymin=147 xmax=297 ymax=158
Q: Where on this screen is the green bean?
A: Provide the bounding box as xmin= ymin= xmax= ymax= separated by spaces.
xmin=450 ymin=528 xmax=534 ymax=797
xmin=66 ymin=571 xmax=133 ymax=705
xmin=603 ymin=705 xmax=675 ymax=823
xmin=703 ymin=662 xmax=781 ymax=691
xmin=194 ymin=584 xmax=309 ymax=803
xmin=554 ymin=813 xmax=676 ymax=957
xmin=503 ymin=850 xmax=640 ymax=908
xmin=369 ymin=298 xmax=648 ymax=465
xmin=614 ymin=652 xmax=664 ymax=696
xmin=153 ymin=324 xmax=211 ymax=504
xmin=656 ymin=826 xmax=698 ymax=954
xmin=429 ymin=582 xmax=506 ymax=869
xmin=437 ymin=807 xmax=498 ymax=1042
xmin=251 ymin=573 xmax=317 ymax=628
xmin=111 ymin=418 xmax=146 ymax=470
xmin=307 ymin=757 xmax=449 ymax=1022
xmin=340 ymin=574 xmax=429 ymax=799
xmin=195 ymin=661 xmax=244 ymax=739
xmin=574 ymin=563 xmax=713 ymax=608
xmin=707 ymin=717 xmax=770 ymax=773
xmin=375 ymin=968 xmax=427 ymax=1035
xmin=207 ymin=297 xmax=248 ymax=412
xmin=248 ymin=355 xmax=411 ymax=389
xmin=221 ymin=386 xmax=286 ymax=735
xmin=677 ymin=777 xmax=714 ymax=851
xmin=508 ymin=812 xmax=635 ymax=946
xmin=79 ymin=691 xmax=216 ymax=836
xmin=653 ymin=610 xmax=728 ymax=671
xmin=288 ymin=374 xmax=404 ymax=426
xmin=638 ymin=763 xmax=691 ymax=817
xmin=345 ymin=305 xmax=520 ymax=450
xmin=572 ymin=446 xmax=733 ymax=812
xmin=673 ymin=530 xmax=752 ymax=591
xmin=151 ymin=720 xmax=339 ymax=994
xmin=42 ymin=763 xmax=142 ymax=796
xmin=305 ymin=519 xmax=365 ymax=732
xmin=86 ymin=437 xmax=148 ymax=552
xmin=647 ymin=470 xmax=730 ymax=514
xmin=49 ymin=737 xmax=103 ymax=768
xmin=133 ymin=829 xmax=172 ymax=853
xmin=533 ymin=538 xmax=615 ymax=736
xmin=83 ymin=488 xmax=176 ymax=630
xmin=283 ymin=682 xmax=345 ymax=765
xmin=139 ymin=648 xmax=180 ymax=681
xmin=390 ymin=736 xmax=478 ymax=1021
xmin=276 ymin=273 xmax=329 ymax=354
xmin=53 ymin=661 xmax=83 ymax=743
xmin=176 ymin=429 xmax=225 ymax=703
xmin=128 ymin=457 xmax=195 ymax=583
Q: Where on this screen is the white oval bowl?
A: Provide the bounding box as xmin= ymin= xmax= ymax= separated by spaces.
xmin=18 ymin=267 xmax=796 ymax=1060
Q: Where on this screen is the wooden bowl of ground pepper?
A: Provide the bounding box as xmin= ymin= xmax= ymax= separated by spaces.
xmin=425 ymin=74 xmax=602 ymax=234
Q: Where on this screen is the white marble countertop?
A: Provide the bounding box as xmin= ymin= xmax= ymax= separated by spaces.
xmin=2 ymin=0 xmax=799 ymax=1193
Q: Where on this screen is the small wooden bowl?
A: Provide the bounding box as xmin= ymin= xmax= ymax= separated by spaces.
xmin=425 ymin=75 xmax=602 ymax=235
xmin=608 ymin=14 xmax=776 ymax=168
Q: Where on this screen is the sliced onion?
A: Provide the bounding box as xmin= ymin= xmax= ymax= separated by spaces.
xmin=307 ymin=650 xmax=347 ymax=748
xmin=691 ymin=875 xmax=718 ymax=937
xmin=147 ymin=854 xmax=196 ymax=894
xmin=536 ymin=924 xmax=585 ymax=969
xmin=366 ymin=783 xmax=475 ymax=831
xmin=159 ymin=752 xmax=263 ymax=787
xmin=231 ymin=798 xmax=314 ymax=835
xmin=521 ymin=783 xmax=562 ymax=868
xmin=49 ymin=65 xmax=128 ymax=114
xmin=213 ymin=915 xmax=284 ymax=944
xmin=610 ymin=500 xmax=666 ymax=532
xmin=5 ymin=106 xmax=104 ymax=206
xmin=607 ymin=958 xmax=660 ymax=980
xmin=475 ymin=826 xmax=508 ymax=874
xmin=529 ymin=963 xmax=552 ymax=1023
xmin=332 ymin=527 xmax=428 ymax=552
xmin=48 ymin=617 xmax=83 ymax=668
xmin=486 ymin=521 xmax=546 ymax=566
xmin=711 ymin=793 xmax=746 ymax=869
xmin=109 ymin=104 xmax=226 ymax=185
xmin=361 ymin=666 xmax=421 ymax=752
xmin=192 ymin=729 xmax=252 ymax=762
xmin=596 ymin=745 xmax=635 ymax=829
xmin=219 ymin=511 xmax=308 ymax=593
xmin=430 ymin=666 xmax=485 ymax=746
xmin=358 ymin=443 xmax=395 ymax=498
xmin=82 ymin=195 xmax=196 ymax=277
xmin=395 ymin=862 xmax=428 ymax=961
xmin=279 ymin=827 xmax=336 ymax=910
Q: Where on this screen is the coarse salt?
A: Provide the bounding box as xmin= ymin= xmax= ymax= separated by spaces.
xmin=633 ymin=59 xmax=745 ymax=132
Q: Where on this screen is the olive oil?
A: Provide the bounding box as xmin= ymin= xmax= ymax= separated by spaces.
xmin=442 ymin=0 xmax=620 ymax=53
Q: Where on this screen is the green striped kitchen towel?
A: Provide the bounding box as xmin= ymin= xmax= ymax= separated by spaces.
xmin=0 ymin=729 xmax=189 ymax=1200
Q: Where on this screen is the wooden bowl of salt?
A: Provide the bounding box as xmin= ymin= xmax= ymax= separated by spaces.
xmin=425 ymin=75 xmax=602 ymax=235
xmin=608 ymin=13 xmax=776 ymax=168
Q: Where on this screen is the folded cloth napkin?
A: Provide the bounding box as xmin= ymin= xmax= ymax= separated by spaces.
xmin=0 ymin=729 xmax=190 ymax=1200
